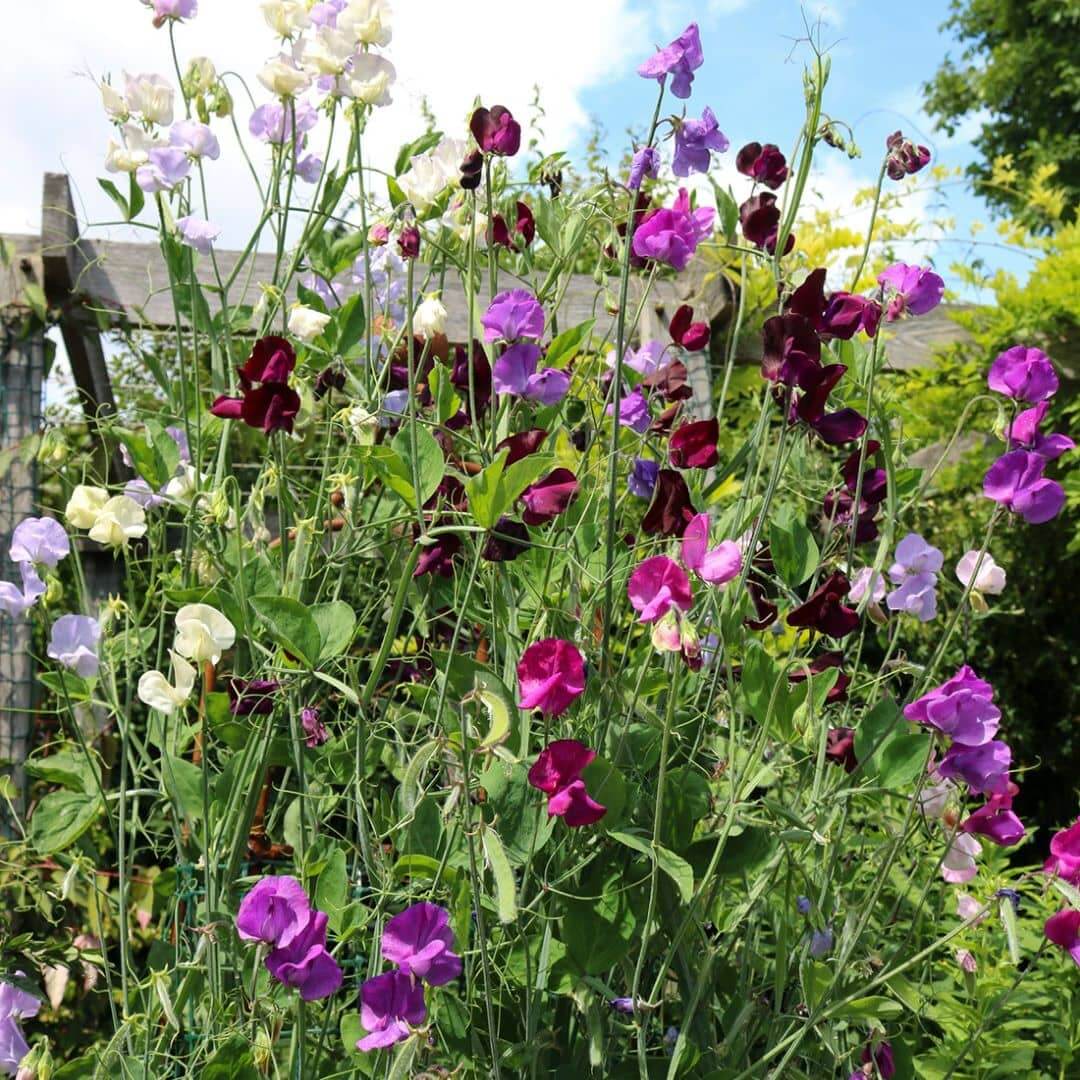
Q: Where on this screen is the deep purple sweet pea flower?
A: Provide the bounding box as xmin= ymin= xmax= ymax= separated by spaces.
xmin=862 ymin=1040 xmax=896 ymax=1079
xmin=938 ymin=739 xmax=1012 ymax=796
xmin=482 ymin=289 xmax=544 ymax=343
xmin=1006 ymin=402 xmax=1075 ymax=460
xmin=482 ymin=516 xmax=531 ymax=562
xmin=672 ymin=107 xmax=729 ymax=178
xmin=761 ymin=313 xmax=821 ymax=387
xmin=629 ymin=146 xmax=660 ymax=190
xmin=136 ymin=147 xmax=191 ymax=193
xmin=470 ymin=105 xmax=521 ymax=156
xmin=607 ymin=388 xmax=651 ymax=433
xmin=381 ymin=902 xmax=462 ymax=986
xmin=637 ymin=23 xmax=704 ymax=99
xmin=47 ymin=614 xmax=101 ymax=678
xmin=528 ymin=739 xmax=606 ymax=826
xmin=227 ymin=678 xmax=281 ymax=716
xmin=987 ymin=346 xmax=1059 ymax=403
xmin=10 ymin=516 xmax=69 ymax=567
xmin=236 ymin=875 xmax=312 ymax=949
xmin=641 ymin=468 xmax=697 ymax=537
xmin=877 ymin=262 xmax=944 ymax=320
xmin=983 ymin=449 xmax=1065 ymax=524
xmin=520 ymin=469 xmax=578 ymax=525
xmin=632 ymin=188 xmax=714 ymax=271
xmin=177 ymin=215 xmax=220 ymax=255
xmin=739 ymin=192 xmax=794 ymax=255
xmin=629 ymin=458 xmax=659 ymax=499
xmin=903 ymin=665 xmax=1000 ymax=746
xmin=1046 ymin=819 xmax=1080 ymax=884
xmin=265 ymin=910 xmax=343 ymax=1001
xmin=822 ymin=292 xmax=881 ymax=339
xmin=786 ymin=571 xmax=860 ymax=638
xmin=1045 ymin=909 xmax=1080 ymax=969
xmin=609 ymin=996 xmax=636 ymax=1014
xmin=0 ymin=562 xmax=46 ymax=619
xmin=357 ymin=971 xmax=426 ymax=1051
xmin=735 ymin=142 xmax=788 ymax=189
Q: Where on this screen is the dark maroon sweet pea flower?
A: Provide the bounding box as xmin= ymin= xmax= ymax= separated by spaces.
xmin=669 ymin=418 xmax=719 ymax=469
xmin=761 ymin=314 xmax=821 ymax=388
xmin=451 ymin=341 xmax=492 ymax=417
xmin=825 ymin=726 xmax=858 ymax=772
xmin=745 ymin=576 xmax=779 ymax=631
xmin=811 ymin=408 xmax=867 ymax=446
xmin=497 ymin=428 xmax=547 ymax=464
xmin=822 ymin=292 xmax=881 ymax=339
xmin=669 ymin=304 xmax=710 ymax=351
xmin=313 ymin=364 xmax=346 ymax=400
xmin=490 ymin=201 xmax=536 ymax=251
xmin=795 ymin=363 xmax=847 ymax=426
xmin=414 ymin=533 xmax=461 ymax=578
xmin=740 ymin=193 xmax=794 ymax=255
xmin=520 ymin=469 xmax=579 ymax=525
xmin=397 ymin=224 xmax=420 ymax=259
xmin=239 ymin=335 xmax=296 ymax=384
xmin=736 ymin=141 xmax=789 ymax=189
xmin=227 ymin=677 xmax=281 ymax=716
xmin=516 ymin=201 xmax=535 ymax=246
xmin=789 ymin=651 xmax=851 ymax=704
xmin=460 ymin=148 xmax=483 ymax=190
xmin=481 ymin=516 xmax=530 ymax=562
xmin=641 ymin=468 xmax=696 ymax=537
xmin=210 ymin=335 xmax=301 ymax=435
xmin=787 ymin=571 xmax=860 ymax=638
xmin=470 ymin=105 xmax=521 ymax=157
xmin=823 ymin=441 xmax=887 ymax=543
xmin=885 ymin=131 xmax=930 ymax=180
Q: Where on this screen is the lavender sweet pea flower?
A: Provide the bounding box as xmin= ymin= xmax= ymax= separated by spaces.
xmin=987 ymin=346 xmax=1059 ymax=403
xmin=493 ymin=343 xmax=541 ymax=396
xmin=357 ymin=971 xmax=426 ymax=1051
xmin=607 ymin=388 xmax=651 ymax=433
xmin=136 ymin=146 xmax=191 ymax=193
xmin=628 ymin=458 xmax=660 ymax=499
xmin=265 ymin=910 xmax=343 ymax=1001
xmin=124 ymin=478 xmax=165 ymax=510
xmin=809 ymin=927 xmax=833 ymax=958
xmin=637 ymin=23 xmax=704 ymax=99
xmin=380 ymin=389 xmax=409 ymax=427
xmin=877 ymin=262 xmax=944 ymax=320
xmin=169 ymin=119 xmax=220 ymax=160
xmin=672 ymin=107 xmax=729 ymax=177
xmin=0 ymin=563 xmax=45 ymax=619
xmin=524 ymin=368 xmax=570 ymax=405
xmin=310 ymin=0 xmax=347 ymax=27
xmin=628 ymin=146 xmax=660 ymax=190
xmin=381 ymin=901 xmax=462 ymax=985
xmin=249 ymin=100 xmax=318 ymax=144
xmin=481 ymin=289 xmax=544 ymax=343
xmin=177 ymin=215 xmax=221 ymax=255
xmin=0 ymin=1017 xmax=28 ymax=1075
xmin=235 ymin=875 xmax=312 ymax=949
xmin=10 ymin=516 xmax=69 ymax=567
xmin=886 ymin=532 xmax=943 ymax=622
xmin=607 ymin=340 xmax=667 ymax=375
xmin=47 ymin=614 xmax=101 ymax=678
xmin=848 ymin=567 xmax=886 ymax=606
xmin=301 ymin=706 xmax=329 ymax=747
xmin=295 ymin=153 xmax=323 ymax=183
xmin=983 ymin=449 xmax=1065 ymax=524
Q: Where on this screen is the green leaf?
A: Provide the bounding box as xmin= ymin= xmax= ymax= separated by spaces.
xmin=98 ymin=177 xmax=129 ymax=220
xmin=314 ymin=847 xmax=349 ymax=934
xmin=29 ymin=791 xmax=102 ymax=854
xmin=609 ymin=831 xmax=694 ymax=903
xmin=388 ymin=1036 xmax=419 ymax=1080
xmin=127 ymin=171 xmax=145 ymax=220
xmin=250 ymin=595 xmax=322 ymax=668
xmin=394 ymin=130 xmax=444 ymax=176
xmin=581 ymin=756 xmax=627 ymax=829
xmin=660 ymin=766 xmax=711 ymax=851
xmin=832 ymin=995 xmax=905 ymax=1021
xmin=562 ymin=857 xmax=639 ymax=975
xmin=481 ymin=826 xmax=518 ymax=923
xmin=478 ymin=760 xmax=554 ymax=866
xmin=769 ymin=506 xmax=820 ymax=587
xmin=114 ymin=420 xmax=180 ymax=491
xmin=464 ymin=451 xmax=508 ymax=529
xmin=311 ymin=601 xmax=356 ymax=660
xmin=709 ymin=179 xmax=740 ymax=242
xmin=545 ymin=319 xmax=595 ymax=369
xmin=202 ymin=1035 xmax=260 ymax=1079
xmin=399 ymin=740 xmax=440 ymax=814
xmin=376 ymin=425 xmax=444 ymax=509
xmin=162 ymin=754 xmax=205 ymax=821
xmin=856 ymin=698 xmax=930 ymax=789
xmin=25 ymin=749 xmax=98 ymax=794
xmin=331 ymin=292 xmax=366 ymax=357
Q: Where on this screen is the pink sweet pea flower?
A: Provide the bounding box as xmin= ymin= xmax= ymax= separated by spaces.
xmin=381 ymin=902 xmax=461 ymax=986
xmin=527 ymin=739 xmax=606 ymax=827
xmin=356 ymin=971 xmax=426 ymax=1051
xmin=1045 ymin=909 xmax=1080 ymax=968
xmin=987 ymin=346 xmax=1059 ymax=403
xmin=680 ymin=514 xmax=741 ymax=585
xmin=941 ymin=831 xmax=981 ymax=884
xmin=1045 ymin=819 xmax=1080 ymax=884
xmin=632 ymin=188 xmax=714 ymax=271
xmin=628 ymin=555 xmax=692 ymax=622
xmin=877 ymin=262 xmax=944 ymax=320
xmin=983 ymin=449 xmax=1065 ymax=524
xmin=517 ymin=638 xmax=586 ymax=716
xmin=236 ymin=875 xmax=312 ymax=949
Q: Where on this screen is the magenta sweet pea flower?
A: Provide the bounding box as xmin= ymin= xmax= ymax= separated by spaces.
xmin=632 ymin=188 xmax=714 ymax=271
xmin=356 ymin=971 xmax=426 ymax=1051
xmin=681 ymin=514 xmax=741 ymax=585
xmin=629 ymin=146 xmax=660 ymax=190
xmin=987 ymin=345 xmax=1059 ymax=403
xmin=265 ymin=910 xmax=343 ymax=1001
xmin=903 ymin=665 xmax=1000 ymax=747
xmin=938 ymin=739 xmax=1012 ymax=796
xmin=47 ymin=614 xmax=101 ymax=679
xmin=381 ymin=902 xmax=462 ymax=986
xmin=877 ymin=262 xmax=944 ymax=320
xmin=470 ymin=105 xmax=521 ymax=156
xmin=669 ymin=418 xmax=719 ymax=469
xmin=1045 ymin=819 xmax=1080 ymax=884
xmin=517 ymin=638 xmax=586 ymax=716
xmin=527 ymin=739 xmax=606 ymax=827
xmin=637 ymin=22 xmax=703 ymax=99
xmin=520 ymin=469 xmax=578 ymax=525
xmin=672 ymin=107 xmax=729 ymax=178
xmin=983 ymin=449 xmax=1065 ymax=524
xmin=481 ymin=289 xmax=544 ymax=343
xmin=962 ymin=788 xmax=1025 ymax=847
xmin=236 ymin=875 xmax=312 ymax=949
xmin=301 ymin=705 xmax=329 ymax=747
xmin=1006 ymin=401 xmax=1074 ymax=460
xmin=628 ymin=555 xmax=693 ymax=622
xmin=607 ymin=388 xmax=651 ymax=433
xmin=862 ymin=1040 xmax=896 ymax=1080
xmin=885 ymin=130 xmax=930 ymax=179
xmin=1046 ymin=909 xmax=1080 ymax=968
xmin=10 ymin=516 xmax=69 ymax=568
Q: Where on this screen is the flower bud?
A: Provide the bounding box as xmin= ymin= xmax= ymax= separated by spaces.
xmin=397 ymin=224 xmax=420 ymax=259
xmin=183 ymin=56 xmax=217 ymax=96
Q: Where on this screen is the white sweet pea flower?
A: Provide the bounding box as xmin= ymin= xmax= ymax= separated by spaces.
xmin=164 ymin=465 xmax=201 ymax=508
xmin=344 ymin=52 xmax=394 ymax=106
xmin=174 ymin=603 xmax=236 ymax=666
xmin=288 ymin=304 xmax=331 ymax=342
xmin=105 ymin=124 xmax=161 ymax=173
xmin=414 ymin=296 xmax=447 ymax=338
xmin=955 ymin=550 xmax=1006 ymax=595
xmin=346 ymin=405 xmax=378 ymax=444
xmin=87 ymin=495 xmax=147 ymax=548
xmin=123 ymin=72 xmax=175 ymax=126
xmin=397 ymin=137 xmax=466 ymax=211
xmin=65 ymin=485 xmax=109 ymax=529
xmin=137 ymin=651 xmax=196 ymax=714
xmin=261 ymin=0 xmax=310 ymax=37
xmin=302 ymin=26 xmax=356 ymax=76
xmin=258 ymin=56 xmax=312 ymax=97
xmin=101 ymin=82 xmax=128 ymax=120
xmin=337 ymin=0 xmax=392 ymax=46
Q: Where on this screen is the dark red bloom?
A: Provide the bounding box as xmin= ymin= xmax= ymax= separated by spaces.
xmin=640 ymin=360 xmax=693 ymax=403
xmin=745 ymin=578 xmax=779 ymax=631
xmin=788 ymin=651 xmax=851 ymax=704
xmin=227 ymin=678 xmax=281 ymax=716
xmin=481 ymin=516 xmax=530 ymax=562
xmin=761 ymin=314 xmax=821 ymax=388
xmin=669 ymin=417 xmax=719 ymax=469
xmin=786 ymin=571 xmax=860 ymax=638
xmin=491 ymin=202 xmax=534 ymax=251
xmin=739 ymin=193 xmax=794 ymax=255
xmin=210 ymin=335 xmax=301 ymax=435
xmin=520 ymin=469 xmax=579 ymax=525
xmin=516 ymin=201 xmax=535 ymax=246
xmin=641 ymin=468 xmax=696 ymax=537
xmin=470 ymin=105 xmax=521 ymax=157
xmin=240 ymin=335 xmax=296 ymax=383
xmin=460 ymin=149 xmax=483 ymax=190
xmin=822 ymin=292 xmax=881 ymax=339
xmin=812 ymin=408 xmax=867 ymax=445
xmin=414 ymin=533 xmax=461 ymax=578
xmin=885 ymin=131 xmax=931 ymax=180
xmin=451 ymin=341 xmax=492 ymax=418
xmin=668 ymin=304 xmax=710 ymax=352
xmin=825 ymin=726 xmax=858 ymax=772
xmin=497 ymin=428 xmax=547 ymax=464
xmin=793 ymin=364 xmax=867 ymax=446
xmin=398 ymin=225 xmax=420 ymax=259
xmin=735 ymin=141 xmax=788 ymax=189
xmin=313 ymin=364 xmax=346 ymax=400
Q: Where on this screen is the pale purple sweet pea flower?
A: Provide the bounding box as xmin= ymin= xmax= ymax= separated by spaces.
xmin=524 ymin=368 xmax=570 ymax=405
xmin=628 ymin=458 xmax=659 ymax=499
xmin=877 ymin=262 xmax=944 ymax=320
xmin=939 ymin=739 xmax=1012 ymax=796
xmin=809 ymin=927 xmax=833 ymax=958
xmin=295 ymin=153 xmax=323 ymax=183
xmin=264 ymin=910 xmax=342 ymax=1001
xmin=607 ymin=388 xmax=651 ymax=433
xmin=628 ymin=146 xmax=660 ymax=190
xmin=10 ymin=516 xmax=69 ymax=567
xmin=357 ymin=971 xmax=426 ymax=1051
xmin=124 ymin=478 xmax=166 ymax=510
xmin=303 ymin=273 xmax=339 ymax=308
xmin=886 ymin=572 xmax=938 ymax=621
xmin=169 ymin=119 xmax=220 ymax=160
xmin=146 ymin=0 xmax=197 ymax=20
xmin=987 ymin=346 xmax=1059 ymax=403
xmin=380 ymin=390 xmax=409 ymax=427
xmin=0 ymin=980 xmax=40 ymax=1023
xmin=165 ymin=424 xmax=191 ymax=463
xmin=177 ymin=215 xmax=221 ymax=255
xmin=235 ymin=875 xmax=311 ymax=949
xmin=47 ymin=614 xmax=101 ymax=679
xmin=493 ymin=344 xmax=541 ymax=395
xmin=381 ymin=902 xmax=462 ymax=985
xmin=0 ymin=563 xmax=46 ymax=619
xmin=1006 ymin=402 xmax=1074 ymax=460
xmin=136 ymin=146 xmax=191 ymax=193
xmin=607 ymin=341 xmax=667 ymax=375
xmin=249 ymin=100 xmax=318 ymax=144
xmin=310 ymin=0 xmax=347 ymax=27
xmin=983 ymin=449 xmax=1065 ymax=524
xmin=942 ymin=832 xmax=981 ymax=884
xmin=481 ymin=289 xmax=544 ymax=342
xmin=637 ymin=23 xmax=704 ymax=100
xmin=886 ymin=533 xmax=943 ymax=622
xmin=848 ymin=567 xmax=886 ymax=605
xmin=672 ymin=107 xmax=729 ymax=178
xmin=632 ymin=188 xmax=714 ymax=272
xmin=904 ymin=665 xmax=1001 ymax=747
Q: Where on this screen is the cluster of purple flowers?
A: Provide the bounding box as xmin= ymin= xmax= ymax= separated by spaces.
xmin=358 ymin=902 xmax=462 ymax=1050
xmin=0 ymin=517 xmax=67 ymax=620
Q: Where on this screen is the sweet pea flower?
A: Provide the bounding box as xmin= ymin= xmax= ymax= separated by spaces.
xmin=637 ymin=22 xmax=703 ymax=99
xmin=123 ymin=72 xmax=175 ymax=125
xmin=956 ymin=948 xmax=978 ymax=974
xmin=0 ymin=979 xmax=39 ymax=1078
xmin=381 ymin=903 xmax=461 ymax=985
xmin=1044 ymin=819 xmax=1080 ymax=884
xmin=470 ymin=105 xmax=521 ymax=156
xmin=885 ymin=130 xmax=930 ymax=179
xmin=258 ymin=56 xmax=312 ymax=98
xmin=903 ymin=666 xmax=1000 ymax=747
xmin=809 ymin=928 xmax=834 ymax=958
xmin=983 ymin=449 xmax=1065 ymax=524
xmin=492 ymin=344 xmax=569 ymax=404
xmin=962 ymin=789 xmax=1025 ymax=846
xmin=176 ymin=215 xmax=220 ymax=255
xmin=64 ymin=485 xmax=109 ymax=529
xmin=628 ymin=555 xmax=693 ymax=622
xmin=414 ymin=296 xmax=447 ymax=337
xmin=1045 ymin=909 xmax=1080 ymax=968
xmin=629 ymin=146 xmax=660 ymax=190
xmin=481 ymin=289 xmax=544 ymax=342
xmin=265 ymin=910 xmax=343 ymax=1001
xmin=227 ymin=678 xmax=281 ymax=716
xmin=380 ymin=390 xmax=409 ymax=427
xmin=942 ymin=831 xmax=982 ymax=884
xmin=786 ymin=571 xmax=860 ymax=638
xmin=735 ymin=141 xmax=788 ymax=189
xmin=249 ymin=100 xmax=318 ymax=144
xmin=672 ymin=107 xmax=729 ymax=177
xmin=287 ymin=304 xmax=331 ymax=342
xmin=236 ymin=875 xmax=312 ymax=948
xmin=10 ymin=517 xmax=69 ymax=567
xmin=877 ymin=262 xmax=944 ymax=320
xmin=301 ymin=706 xmax=329 ymax=747
xmin=173 ymin=603 xmax=235 ymax=666
xmin=145 ymin=0 xmax=198 ymax=21
xmin=344 ymin=52 xmax=396 ymax=106
xmin=680 ymin=514 xmax=741 ymax=585
xmin=861 ymin=1040 xmax=896 ymax=1080
xmin=849 ymin=567 xmax=886 ymax=607
xmin=336 ymin=0 xmax=392 ymax=45
xmin=520 ymin=470 xmax=578 ymax=525
xmin=825 ymin=727 xmax=858 ymax=772
xmin=527 ymin=739 xmax=607 ymax=827
xmin=632 ymin=188 xmax=714 ymax=271
xmin=47 ymin=614 xmax=101 ymax=679
xmin=135 ymin=147 xmax=191 ymax=193
xmin=987 ymin=346 xmax=1058 ymax=403
xmin=295 ymin=152 xmax=323 ymax=183
xmin=669 ymin=418 xmax=719 ymax=469
xmin=938 ymin=740 xmax=1012 ymax=796
xmin=641 ymin=468 xmax=697 ymax=537
xmin=517 ymin=638 xmax=586 ymax=716
xmin=169 ymin=119 xmax=219 ymax=160
xmin=87 ymin=495 xmax=146 ymax=548
xmin=739 ymin=192 xmax=792 ymax=255
xmin=669 ymin=304 xmax=710 ymax=351
xmin=886 ymin=533 xmax=943 ymax=622
xmin=607 ymin=388 xmax=651 ymax=433
xmin=262 ymin=0 xmax=311 ymax=37
xmin=0 ymin=563 xmax=46 ymax=619
xmin=137 ymin=651 xmax=196 ymax=715
xmin=356 ymin=971 xmax=425 ymax=1051
xmin=955 ymin=551 xmax=1006 ymax=596
xmin=628 ymin=457 xmax=659 ymax=499
xmin=210 ymin=334 xmax=301 ymax=435
xmin=1005 ymin=401 xmax=1074 ymax=460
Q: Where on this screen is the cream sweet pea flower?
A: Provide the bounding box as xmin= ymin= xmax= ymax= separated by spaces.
xmin=88 ymin=495 xmax=147 ymax=548
xmin=302 ymin=27 xmax=356 ymax=76
xmin=137 ymin=651 xmax=196 ymax=714
xmin=414 ymin=296 xmax=447 ymax=338
xmin=258 ymin=56 xmax=312 ymax=97
xmin=955 ymin=550 xmax=1006 ymax=595
xmin=397 ymin=137 xmax=466 ymax=211
xmin=337 ymin=0 xmax=392 ymax=46
xmin=123 ymin=72 xmax=175 ymax=126
xmin=101 ymin=82 xmax=128 ymax=120
xmin=164 ymin=465 xmax=201 ymax=508
xmin=261 ymin=0 xmax=310 ymax=37
xmin=288 ymin=304 xmax=331 ymax=343
xmin=174 ymin=603 xmax=235 ymax=666
xmin=347 ymin=405 xmax=378 ymax=444
xmin=105 ymin=124 xmax=161 ymax=174
xmin=65 ymin=485 xmax=109 ymax=529
xmin=344 ymin=52 xmax=395 ymax=106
